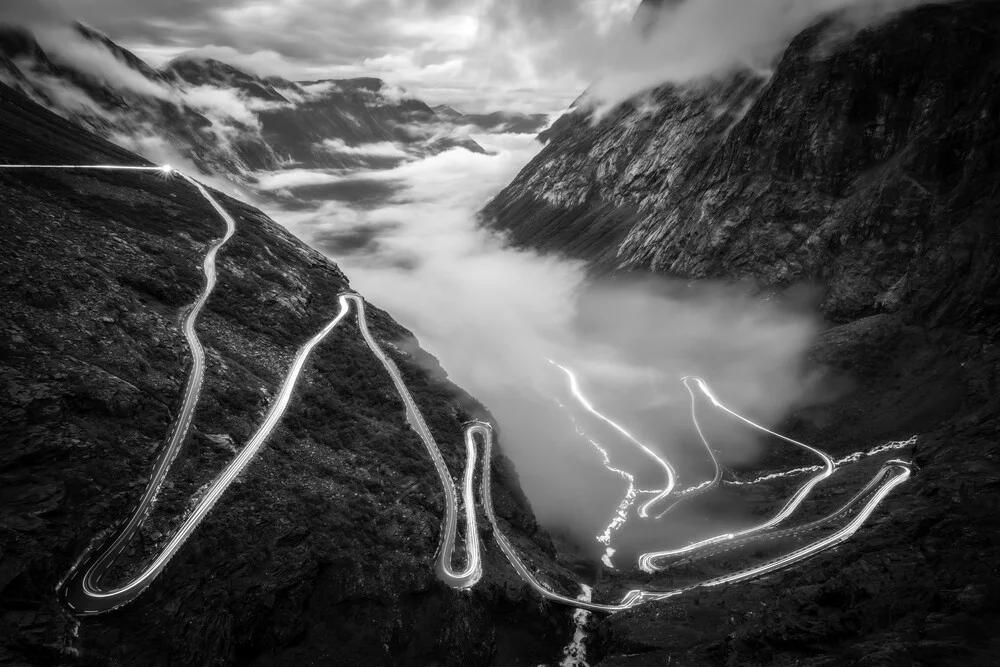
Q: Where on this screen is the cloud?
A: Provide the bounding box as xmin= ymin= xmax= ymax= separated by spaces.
xmin=254 ymin=168 xmax=355 ymax=192
xmin=318 ymin=138 xmax=412 ymax=159
xmin=12 ymin=0 xmax=954 ymax=115
xmin=10 ymin=65 xmax=108 ymax=116
xmin=585 ymin=0 xmax=958 ymax=108
xmin=262 ymin=131 xmax=820 ymax=552
xmin=181 ymin=85 xmax=262 ymax=128
xmin=31 ymin=25 xmax=173 ymax=100
xmin=1 ymin=0 xmax=639 ymax=114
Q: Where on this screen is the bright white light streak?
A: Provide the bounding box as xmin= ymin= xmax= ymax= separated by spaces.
xmin=78 ymin=296 xmax=353 ymax=607
xmin=637 ymin=377 xmax=836 ymax=571
xmin=651 ymin=376 xmax=724 ymax=519
xmin=693 ymin=461 xmax=914 ymax=589
xmin=553 ymin=398 xmax=637 ymax=559
xmin=549 ymin=360 xmax=677 ymax=518
xmin=477 ymin=418 xmax=914 ymax=614
xmin=348 ymin=295 xmax=482 ymax=589
xmin=724 ymin=436 xmax=918 ymax=486
xmin=0 ymin=164 xmax=164 ymax=171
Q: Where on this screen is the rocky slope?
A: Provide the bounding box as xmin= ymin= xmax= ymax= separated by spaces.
xmin=0 ymin=22 xmax=482 ymax=179
xmin=0 ymin=82 xmax=576 ymax=666
xmin=432 ymin=105 xmax=551 ymax=135
xmin=484 ymin=1 xmax=1000 ymax=664
xmin=485 ymin=0 xmax=1000 ymax=326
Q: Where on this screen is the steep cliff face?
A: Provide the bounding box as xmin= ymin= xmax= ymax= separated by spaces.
xmin=485 ymin=1 xmax=1000 ymax=328
xmin=0 ymin=83 xmax=572 ymax=666
xmin=483 ymin=1 xmax=1000 ymax=664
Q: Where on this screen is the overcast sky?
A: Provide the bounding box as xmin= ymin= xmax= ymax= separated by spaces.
xmin=3 ymin=0 xmax=947 ymax=113
xmin=4 ymin=0 xmax=645 ymax=113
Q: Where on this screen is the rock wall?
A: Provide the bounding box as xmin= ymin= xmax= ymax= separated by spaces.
xmin=485 ymin=1 xmax=1000 ymax=329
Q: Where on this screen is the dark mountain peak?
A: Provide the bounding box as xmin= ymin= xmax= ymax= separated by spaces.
xmin=0 ymin=24 xmax=44 ymax=60
xmin=332 ymin=76 xmax=390 ymax=93
xmin=633 ymin=0 xmax=683 ymax=35
xmin=433 ymin=104 xmax=465 ymax=119
xmin=162 ymin=55 xmax=297 ymax=103
xmin=70 ymin=21 xmax=168 ymax=84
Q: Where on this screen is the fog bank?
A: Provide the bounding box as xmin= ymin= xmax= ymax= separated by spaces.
xmin=263 ymin=133 xmax=820 ymax=553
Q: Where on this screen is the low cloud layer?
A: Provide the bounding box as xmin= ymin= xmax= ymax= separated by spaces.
xmin=31 ymin=25 xmax=172 ymax=100
xmin=1 ymin=0 xmax=961 ymax=115
xmin=319 ymin=139 xmax=412 ymax=160
xmin=262 ymin=133 xmax=820 ymax=554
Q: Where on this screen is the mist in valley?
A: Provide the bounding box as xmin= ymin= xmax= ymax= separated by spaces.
xmin=261 ymin=129 xmax=821 ymax=564
xmin=1 ymin=0 xmax=909 ymax=568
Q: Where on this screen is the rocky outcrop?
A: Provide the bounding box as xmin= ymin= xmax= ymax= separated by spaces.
xmin=483 ymin=1 xmax=1000 ymax=664
xmin=485 ymin=1 xmax=1000 ymax=329
xmin=0 ymin=83 xmax=571 ymax=666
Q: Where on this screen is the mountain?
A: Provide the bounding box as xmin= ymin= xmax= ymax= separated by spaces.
xmin=432 ymin=104 xmax=551 ymax=134
xmin=483 ymin=0 xmax=1000 ymax=664
xmin=0 ymin=23 xmax=484 ymax=179
xmin=485 ymin=1 xmax=1000 ymax=326
xmin=0 ymin=23 xmax=275 ymax=176
xmin=0 ymin=82 xmax=576 ymax=665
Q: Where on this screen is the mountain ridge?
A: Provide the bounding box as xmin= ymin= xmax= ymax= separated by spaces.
xmin=0 ymin=22 xmax=486 ymax=178
xmin=0 ymin=80 xmax=575 ymax=665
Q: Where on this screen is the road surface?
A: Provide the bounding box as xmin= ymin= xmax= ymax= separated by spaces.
xmin=40 ymin=167 xmax=236 ymax=614
xmin=343 ymin=294 xmax=482 ymax=589
xmin=5 ymin=164 xmax=353 ymax=614
xmin=475 ymin=418 xmax=915 ymax=612
xmin=3 ymin=162 xmax=915 ymax=615
xmin=549 ymin=360 xmax=678 ymax=519
xmin=637 ymin=376 xmax=838 ymax=572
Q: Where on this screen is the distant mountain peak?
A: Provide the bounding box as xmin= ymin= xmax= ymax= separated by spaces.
xmin=433 ymin=104 xmax=465 ymax=119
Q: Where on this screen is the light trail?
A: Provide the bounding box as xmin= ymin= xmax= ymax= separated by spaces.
xmin=0 ymin=164 xmax=167 ymax=171
xmin=681 ymin=459 xmax=911 ymax=562
xmin=67 ymin=298 xmax=351 ymax=613
xmin=724 ymin=436 xmax=918 ymax=486
xmin=29 ymin=162 xmax=353 ymax=614
xmin=9 ymin=162 xmax=915 ymax=619
xmin=344 ymin=294 xmax=482 ymax=589
xmin=474 ymin=421 xmax=914 ymax=613
xmin=649 ymin=376 xmax=724 ymax=519
xmin=549 ymin=360 xmax=678 ymax=518
xmin=552 ymin=397 xmax=638 ymax=565
xmin=636 ymin=377 xmax=838 ymax=572
xmin=673 ymin=460 xmax=915 ymax=593
xmin=12 ymin=163 xmax=238 ymax=614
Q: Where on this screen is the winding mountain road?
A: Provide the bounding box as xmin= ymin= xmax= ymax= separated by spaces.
xmin=637 ymin=376 xmax=837 ymax=572
xmin=0 ymin=164 xmax=236 ymax=613
xmin=4 ymin=162 xmax=916 ymax=617
xmin=473 ymin=420 xmax=914 ymax=613
xmin=32 ymin=166 xmax=353 ymax=614
xmin=343 ymin=293 xmax=482 ymax=589
xmin=549 ymin=360 xmax=678 ymax=519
